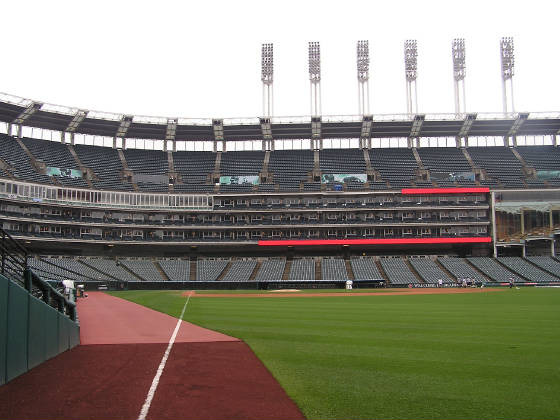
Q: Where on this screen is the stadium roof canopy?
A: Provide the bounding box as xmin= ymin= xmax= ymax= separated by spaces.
xmin=1 ymin=93 xmax=559 ymax=141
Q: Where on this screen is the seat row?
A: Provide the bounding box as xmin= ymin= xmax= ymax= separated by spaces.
xmin=27 ymin=256 xmax=560 ymax=284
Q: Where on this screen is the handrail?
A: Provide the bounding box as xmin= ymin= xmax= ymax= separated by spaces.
xmin=0 ymin=229 xmax=28 ymax=286
xmin=24 ymin=268 xmax=76 ymax=322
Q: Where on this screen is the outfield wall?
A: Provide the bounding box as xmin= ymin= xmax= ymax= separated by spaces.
xmin=79 ymin=279 xmax=385 ymax=291
xmin=0 ymin=274 xmax=80 ymax=385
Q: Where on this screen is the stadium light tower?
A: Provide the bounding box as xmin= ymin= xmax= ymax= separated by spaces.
xmin=308 ymin=41 xmax=322 ymax=116
xmin=261 ymin=43 xmax=274 ymax=117
xmin=452 ymin=38 xmax=467 ymax=115
xmin=500 ymin=37 xmax=515 ymax=114
xmin=357 ymin=40 xmax=370 ymax=115
xmin=404 ymin=39 xmax=418 ymax=115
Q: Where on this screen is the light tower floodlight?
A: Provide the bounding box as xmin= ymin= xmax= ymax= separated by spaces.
xmin=452 ymin=38 xmax=467 ymax=115
xmin=308 ymin=41 xmax=322 ymax=116
xmin=404 ymin=39 xmax=418 ymax=81
xmin=500 ymin=37 xmax=515 ymax=114
xmin=261 ymin=43 xmax=274 ymax=83
xmin=357 ymin=40 xmax=369 ymax=82
xmin=357 ymin=40 xmax=370 ymax=115
xmin=308 ymin=41 xmax=321 ymax=81
xmin=261 ymin=43 xmax=274 ymax=117
xmin=404 ymin=39 xmax=418 ymax=115
xmin=452 ymin=38 xmax=466 ymax=81
xmin=500 ymin=37 xmax=515 ymax=80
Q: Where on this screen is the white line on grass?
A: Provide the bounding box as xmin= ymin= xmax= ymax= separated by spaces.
xmin=137 ymin=292 xmax=192 ymax=420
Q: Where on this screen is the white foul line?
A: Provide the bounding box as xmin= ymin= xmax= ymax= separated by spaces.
xmin=137 ymin=293 xmax=192 ymax=420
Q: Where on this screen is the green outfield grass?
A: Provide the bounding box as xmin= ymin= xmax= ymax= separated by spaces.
xmin=107 ymin=288 xmax=560 ymax=420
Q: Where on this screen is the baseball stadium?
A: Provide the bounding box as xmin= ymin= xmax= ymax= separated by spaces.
xmin=1 ymin=24 xmax=560 ymax=420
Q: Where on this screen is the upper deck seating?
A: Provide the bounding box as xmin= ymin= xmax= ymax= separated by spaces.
xmin=220 ymin=151 xmax=265 ymax=176
xmin=0 ymin=134 xmax=51 ymax=184
xmin=468 ymin=147 xmax=525 ymax=188
xmin=173 ymin=151 xmax=216 ymax=190
xmin=269 ymin=150 xmax=314 ymax=188
xmin=74 ymin=144 xmax=133 ymax=191
xmin=369 ymin=148 xmax=418 ymax=188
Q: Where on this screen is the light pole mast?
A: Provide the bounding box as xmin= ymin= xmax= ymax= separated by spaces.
xmin=261 ymin=43 xmax=274 ymax=117
xmin=404 ymin=39 xmax=418 ymax=115
xmin=308 ymin=41 xmax=322 ymax=117
xmin=500 ymin=37 xmax=515 ymax=115
xmin=452 ymin=38 xmax=467 ymax=115
xmin=357 ymin=40 xmax=370 ymax=115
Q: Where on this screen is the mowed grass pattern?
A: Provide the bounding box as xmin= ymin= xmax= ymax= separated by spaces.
xmin=108 ymin=289 xmax=560 ymax=420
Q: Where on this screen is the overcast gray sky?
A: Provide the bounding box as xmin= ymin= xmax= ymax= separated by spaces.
xmin=1 ymin=0 xmax=559 ymax=119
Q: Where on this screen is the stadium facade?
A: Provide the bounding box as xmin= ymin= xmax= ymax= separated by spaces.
xmin=1 ymin=93 xmax=559 ymax=263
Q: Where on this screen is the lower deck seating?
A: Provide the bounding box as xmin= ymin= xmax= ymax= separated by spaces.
xmin=379 ymin=258 xmax=419 ymax=284
xmin=467 ymin=257 xmax=523 ymax=282
xmin=350 ymin=258 xmax=383 ymax=280
xmin=526 ymin=256 xmax=560 ymax=278
xmin=119 ymin=259 xmax=166 ymax=281
xmin=26 ymin=255 xmax=560 ymax=285
xmin=321 ymin=258 xmax=348 ymax=280
xmin=496 ymin=257 xmax=559 ymax=283
xmin=158 ymin=259 xmax=190 ymax=281
xmin=255 ymin=259 xmax=286 ymax=281
xmin=438 ymin=257 xmax=487 ymax=283
xmin=79 ymin=258 xmax=141 ymax=282
xmin=222 ymin=260 xmax=257 ymax=282
xmin=408 ymin=258 xmax=452 ymax=283
xmin=289 ymin=259 xmax=315 ymax=280
xmin=196 ymin=259 xmax=229 ymax=281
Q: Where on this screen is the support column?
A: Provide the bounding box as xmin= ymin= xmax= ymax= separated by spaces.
xmin=491 ymin=192 xmax=498 ymax=257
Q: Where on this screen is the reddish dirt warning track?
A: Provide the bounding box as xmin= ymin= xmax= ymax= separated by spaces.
xmin=0 ymin=292 xmax=304 ymax=420
xmin=78 ymin=291 xmax=237 ymax=344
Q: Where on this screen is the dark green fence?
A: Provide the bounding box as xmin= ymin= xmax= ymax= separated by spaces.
xmin=0 ymin=229 xmax=80 ymax=386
